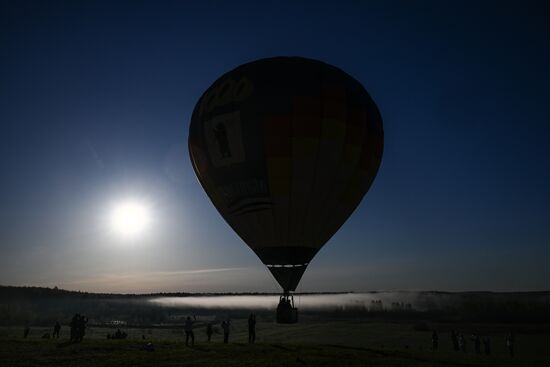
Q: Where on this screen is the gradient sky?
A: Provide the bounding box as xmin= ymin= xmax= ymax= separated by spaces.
xmin=1 ymin=0 xmax=549 ymax=293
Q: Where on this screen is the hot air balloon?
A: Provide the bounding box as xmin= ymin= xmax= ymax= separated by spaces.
xmin=188 ymin=57 xmax=383 ymax=323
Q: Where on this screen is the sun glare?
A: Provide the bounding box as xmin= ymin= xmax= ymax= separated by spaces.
xmin=109 ymin=200 xmax=151 ymax=239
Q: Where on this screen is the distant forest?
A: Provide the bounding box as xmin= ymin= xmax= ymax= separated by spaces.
xmin=1 ymin=286 xmax=549 ymax=326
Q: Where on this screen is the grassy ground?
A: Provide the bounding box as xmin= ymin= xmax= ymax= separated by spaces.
xmin=1 ymin=320 xmax=548 ymax=366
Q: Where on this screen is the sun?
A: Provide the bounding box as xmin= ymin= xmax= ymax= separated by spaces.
xmin=109 ymin=200 xmax=151 ymax=238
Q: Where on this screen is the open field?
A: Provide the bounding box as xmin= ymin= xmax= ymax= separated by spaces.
xmin=2 ymin=319 xmax=549 ymax=366
xmin=2 ymin=288 xmax=549 ymax=365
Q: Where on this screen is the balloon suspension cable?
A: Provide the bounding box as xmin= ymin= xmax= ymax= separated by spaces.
xmin=298 ymin=280 xmax=302 ymax=309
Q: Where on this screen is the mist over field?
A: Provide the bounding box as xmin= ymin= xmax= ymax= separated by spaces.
xmin=2 ymin=286 xmax=550 ymax=327
xmin=149 ymin=292 xmax=418 ymax=311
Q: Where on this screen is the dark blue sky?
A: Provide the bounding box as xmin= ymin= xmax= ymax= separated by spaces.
xmin=1 ymin=0 xmax=549 ymax=292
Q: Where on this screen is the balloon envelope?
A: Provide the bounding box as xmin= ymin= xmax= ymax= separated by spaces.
xmin=189 ymin=57 xmax=383 ymax=292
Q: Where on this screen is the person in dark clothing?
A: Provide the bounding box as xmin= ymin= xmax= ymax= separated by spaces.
xmin=506 ymin=332 xmax=515 ymax=358
xmin=53 ymin=321 xmax=61 ymax=338
xmin=459 ymin=333 xmax=466 ymax=353
xmin=451 ymin=330 xmax=459 ymax=351
xmin=248 ymin=314 xmax=256 ymax=344
xmin=184 ymin=316 xmax=194 ymax=346
xmin=77 ymin=315 xmax=88 ymax=342
xmin=69 ymin=313 xmax=88 ymax=342
xmin=206 ymin=323 xmax=213 ymax=342
xmin=70 ymin=314 xmax=78 ymax=342
xmin=483 ymin=336 xmax=491 ymax=355
xmin=472 ymin=333 xmax=481 ymax=354
xmin=23 ymin=323 xmax=30 ymax=339
xmin=431 ymin=330 xmax=438 ymax=350
xmin=222 ymin=320 xmax=230 ymax=344
xmin=112 ymin=328 xmax=128 ymax=339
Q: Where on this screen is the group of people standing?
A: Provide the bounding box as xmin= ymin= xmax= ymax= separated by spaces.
xmin=432 ymin=330 xmax=515 ymax=358
xmin=69 ymin=313 xmax=88 ymax=342
xmin=183 ymin=313 xmax=257 ymax=346
xmin=449 ymin=330 xmax=488 ymax=354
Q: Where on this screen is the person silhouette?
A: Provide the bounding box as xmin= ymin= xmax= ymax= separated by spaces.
xmin=483 ymin=336 xmax=491 ymax=355
xmin=451 ymin=330 xmax=459 ymax=351
xmin=472 ymin=333 xmax=481 ymax=354
xmin=248 ymin=314 xmax=256 ymax=344
xmin=432 ymin=330 xmax=438 ymax=350
xmin=53 ymin=321 xmax=61 ymax=338
xmin=77 ymin=315 xmax=88 ymax=342
xmin=451 ymin=330 xmax=460 ymax=352
xmin=206 ymin=323 xmax=213 ymax=342
xmin=222 ymin=320 xmax=230 ymax=344
xmin=459 ymin=333 xmax=466 ymax=353
xmin=23 ymin=323 xmax=30 ymax=339
xmin=184 ymin=316 xmax=194 ymax=346
xmin=506 ymin=332 xmax=515 ymax=358
xmin=69 ymin=314 xmax=77 ymax=341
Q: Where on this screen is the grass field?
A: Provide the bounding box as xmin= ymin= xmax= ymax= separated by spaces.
xmin=1 ymin=319 xmax=548 ymax=366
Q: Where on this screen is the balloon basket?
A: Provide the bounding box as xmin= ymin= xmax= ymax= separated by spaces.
xmin=276 ymin=294 xmax=298 ymax=324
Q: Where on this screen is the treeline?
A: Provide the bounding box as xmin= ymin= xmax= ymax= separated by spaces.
xmin=0 ymin=298 xmax=171 ymax=326
xmin=0 ymin=285 xmax=348 ymax=299
xmin=415 ymin=291 xmax=550 ymax=323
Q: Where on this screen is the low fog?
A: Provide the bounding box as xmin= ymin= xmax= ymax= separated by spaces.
xmin=2 ymin=286 xmax=550 ymax=326
xmin=149 ymin=292 xmax=419 ymax=311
